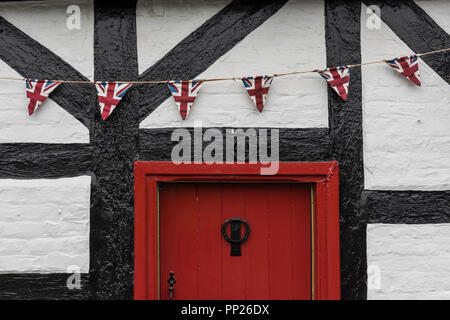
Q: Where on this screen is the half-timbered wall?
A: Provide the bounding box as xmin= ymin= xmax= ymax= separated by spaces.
xmin=0 ymin=0 xmax=448 ymax=299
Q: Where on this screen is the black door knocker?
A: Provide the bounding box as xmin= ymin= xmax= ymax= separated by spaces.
xmin=222 ymin=218 xmax=250 ymax=256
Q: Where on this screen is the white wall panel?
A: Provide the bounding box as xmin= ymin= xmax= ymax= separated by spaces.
xmin=0 ymin=176 xmax=91 ymax=273
xmin=139 ymin=0 xmax=328 ymax=128
xmin=362 ymin=4 xmax=450 ymax=190
xmin=0 ymin=0 xmax=94 ymax=80
xmin=367 ymin=223 xmax=450 ymax=299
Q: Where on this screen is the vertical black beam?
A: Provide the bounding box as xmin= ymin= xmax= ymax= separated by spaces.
xmin=91 ymin=0 xmax=139 ymax=299
xmin=325 ymin=0 xmax=366 ymax=299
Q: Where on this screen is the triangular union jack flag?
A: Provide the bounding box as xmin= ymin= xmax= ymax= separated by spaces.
xmin=26 ymin=79 xmax=61 ymax=115
xmin=319 ymin=66 xmax=350 ymax=101
xmin=385 ymin=55 xmax=421 ymax=86
xmin=168 ymin=80 xmax=203 ymax=120
xmin=95 ymin=81 xmax=133 ymax=120
xmin=241 ymin=76 xmax=273 ymax=112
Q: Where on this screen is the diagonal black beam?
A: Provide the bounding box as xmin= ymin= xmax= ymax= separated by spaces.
xmin=0 ymin=17 xmax=93 ymax=128
xmin=0 ymin=143 xmax=93 ymax=178
xmin=139 ymin=128 xmax=331 ymax=162
xmin=362 ymin=190 xmax=450 ymax=224
xmin=362 ymin=0 xmax=450 ymax=84
xmin=325 ymin=0 xmax=366 ymax=299
xmin=137 ymin=0 xmax=288 ymax=122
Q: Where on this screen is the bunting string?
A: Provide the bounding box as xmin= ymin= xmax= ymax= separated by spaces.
xmin=5 ymin=47 xmax=450 ymax=120
xmin=0 ymin=47 xmax=448 ymax=84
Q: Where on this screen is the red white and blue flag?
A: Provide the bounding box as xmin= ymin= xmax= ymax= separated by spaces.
xmin=241 ymin=76 xmax=273 ymax=112
xmin=386 ymin=55 xmax=421 ymax=86
xmin=26 ymin=79 xmax=61 ymax=115
xmin=95 ymin=81 xmax=133 ymax=120
xmin=168 ymin=80 xmax=203 ymax=120
xmin=319 ymin=66 xmax=350 ymax=101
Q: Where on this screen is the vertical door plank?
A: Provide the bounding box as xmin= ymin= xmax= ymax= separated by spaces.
xmin=244 ymin=184 xmax=270 ymax=299
xmin=159 ymin=183 xmax=198 ymax=299
xmin=267 ymin=184 xmax=294 ymax=299
xmin=197 ymin=184 xmax=223 ymax=299
xmin=292 ymin=184 xmax=311 ymax=299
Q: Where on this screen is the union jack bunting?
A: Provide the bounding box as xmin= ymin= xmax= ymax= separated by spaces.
xmin=26 ymin=79 xmax=61 ymax=115
xmin=95 ymin=81 xmax=133 ymax=120
xmin=168 ymin=80 xmax=203 ymax=120
xmin=319 ymin=66 xmax=350 ymax=101
xmin=385 ymin=55 xmax=421 ymax=86
xmin=241 ymin=76 xmax=273 ymax=112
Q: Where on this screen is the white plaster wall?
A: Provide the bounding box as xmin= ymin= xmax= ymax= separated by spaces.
xmin=136 ymin=0 xmax=230 ymax=74
xmin=0 ymin=60 xmax=89 ymax=143
xmin=139 ymin=0 xmax=328 ymax=128
xmin=0 ymin=176 xmax=90 ymax=273
xmin=0 ymin=0 xmax=94 ymax=80
xmin=367 ymin=223 xmax=450 ymax=300
xmin=0 ymin=0 xmax=91 ymax=143
xmin=363 ymin=1 xmax=450 ymax=299
xmin=361 ymin=3 xmax=450 ymax=191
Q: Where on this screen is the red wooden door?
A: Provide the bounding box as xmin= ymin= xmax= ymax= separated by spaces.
xmin=159 ymin=183 xmax=311 ymax=300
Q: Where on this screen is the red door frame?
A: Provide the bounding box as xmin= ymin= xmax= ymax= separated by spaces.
xmin=134 ymin=161 xmax=340 ymax=300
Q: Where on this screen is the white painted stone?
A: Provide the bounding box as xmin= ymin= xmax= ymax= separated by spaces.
xmin=415 ymin=0 xmax=450 ymax=33
xmin=139 ymin=0 xmax=328 ymax=128
xmin=361 ymin=4 xmax=450 ymax=190
xmin=0 ymin=176 xmax=90 ymax=273
xmin=0 ymin=60 xmax=89 ymax=143
xmin=367 ymin=223 xmax=450 ymax=300
xmin=0 ymin=0 xmax=94 ymax=80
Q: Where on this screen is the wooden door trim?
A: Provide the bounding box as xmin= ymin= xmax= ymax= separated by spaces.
xmin=134 ymin=161 xmax=340 ymax=300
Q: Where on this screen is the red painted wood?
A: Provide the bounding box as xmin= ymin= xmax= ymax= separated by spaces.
xmin=134 ymin=161 xmax=340 ymax=300
xmin=133 ymin=165 xmax=147 ymax=299
xmin=159 ymin=183 xmax=198 ymax=300
xmin=245 ymin=185 xmax=270 ymax=299
xmin=221 ymin=185 xmax=246 ymax=299
xmin=158 ymin=183 xmax=311 ymax=300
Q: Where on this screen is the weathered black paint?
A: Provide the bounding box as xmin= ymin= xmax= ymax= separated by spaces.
xmin=137 ymin=0 xmax=288 ymax=122
xmin=363 ymin=0 xmax=450 ymax=84
xmin=0 ymin=144 xmax=93 ymax=178
xmin=0 ymin=274 xmax=90 ymax=300
xmin=88 ymin=0 xmax=139 ymax=299
xmin=362 ymin=190 xmax=450 ymax=224
xmin=140 ymin=128 xmax=331 ymax=162
xmin=325 ymin=0 xmax=366 ymax=300
xmin=0 ymin=17 xmax=93 ymax=128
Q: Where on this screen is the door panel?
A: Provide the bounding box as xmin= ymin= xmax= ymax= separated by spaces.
xmin=159 ymin=183 xmax=311 ymax=300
